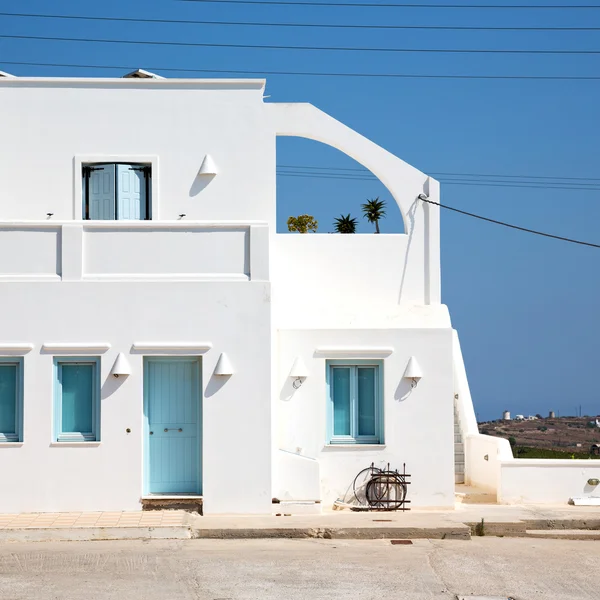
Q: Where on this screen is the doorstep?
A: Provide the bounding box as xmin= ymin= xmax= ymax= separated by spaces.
xmin=141 ymin=495 xmax=203 ymax=513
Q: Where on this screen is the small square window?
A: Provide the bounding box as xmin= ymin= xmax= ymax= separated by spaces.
xmin=327 ymin=360 xmax=383 ymax=445
xmin=82 ymin=163 xmax=151 ymax=220
xmin=0 ymin=358 xmax=23 ymax=443
xmin=54 ymin=358 xmax=100 ymax=442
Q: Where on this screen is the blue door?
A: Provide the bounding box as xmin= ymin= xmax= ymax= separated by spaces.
xmin=144 ymin=358 xmax=202 ymax=494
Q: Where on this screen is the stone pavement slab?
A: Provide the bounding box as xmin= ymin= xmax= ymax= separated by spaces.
xmin=0 ymin=503 xmax=599 ymax=542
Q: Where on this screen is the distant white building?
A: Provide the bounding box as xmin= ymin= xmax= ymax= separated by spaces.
xmin=502 ymin=411 xmax=511 ymax=420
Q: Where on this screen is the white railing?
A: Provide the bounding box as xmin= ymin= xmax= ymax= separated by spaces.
xmin=0 ymin=221 xmax=269 ymax=282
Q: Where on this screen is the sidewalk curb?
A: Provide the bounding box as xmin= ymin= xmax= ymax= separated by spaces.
xmin=191 ymin=525 xmax=471 ymax=540
xmin=0 ymin=526 xmax=191 ymax=543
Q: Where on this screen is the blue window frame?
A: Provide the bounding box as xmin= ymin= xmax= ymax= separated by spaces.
xmin=54 ymin=357 xmax=100 ymax=442
xmin=0 ymin=358 xmax=23 ymax=443
xmin=327 ymin=360 xmax=383 ymax=445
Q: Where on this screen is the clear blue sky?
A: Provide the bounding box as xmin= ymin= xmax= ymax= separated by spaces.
xmin=1 ymin=0 xmax=599 ymax=420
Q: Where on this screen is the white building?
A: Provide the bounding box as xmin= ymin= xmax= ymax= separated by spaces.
xmin=2 ymin=72 xmax=597 ymax=515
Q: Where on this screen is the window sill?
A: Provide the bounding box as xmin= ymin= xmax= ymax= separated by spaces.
xmin=0 ymin=442 xmax=23 ymax=447
xmin=323 ymin=444 xmax=386 ymax=451
xmin=50 ymin=442 xmax=101 ymax=448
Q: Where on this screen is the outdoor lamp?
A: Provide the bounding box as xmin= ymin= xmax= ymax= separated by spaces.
xmin=110 ymin=353 xmax=132 ymax=378
xmin=403 ymin=356 xmax=423 ymax=388
xmin=214 ymin=352 xmax=234 ymax=376
xmin=198 ymin=154 xmax=218 ymax=176
xmin=289 ymin=357 xmax=309 ymax=389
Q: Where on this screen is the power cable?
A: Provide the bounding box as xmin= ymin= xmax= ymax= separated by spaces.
xmin=2 ymin=11 xmax=600 ymax=31
xmin=279 ymin=164 xmax=600 ymax=181
xmin=277 ymin=171 xmax=600 ymax=191
xmin=418 ymin=196 xmax=600 ymax=248
xmin=180 ymin=0 xmax=600 ymax=9
xmin=2 ymin=33 xmax=600 ymax=54
xmin=3 ymin=60 xmax=599 ymax=80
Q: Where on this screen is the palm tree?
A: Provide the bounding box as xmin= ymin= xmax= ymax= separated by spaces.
xmin=333 ymin=214 xmax=357 ymax=234
xmin=361 ymin=197 xmax=387 ymax=234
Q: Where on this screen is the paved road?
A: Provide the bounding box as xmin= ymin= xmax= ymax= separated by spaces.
xmin=0 ymin=538 xmax=597 ymax=599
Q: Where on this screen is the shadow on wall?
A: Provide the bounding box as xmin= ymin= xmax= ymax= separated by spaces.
xmin=101 ymin=375 xmax=128 ymax=400
xmin=189 ymin=174 xmax=216 ymax=197
xmin=205 ymin=373 xmax=231 ymax=398
xmin=394 ymin=378 xmax=415 ymax=403
xmin=279 ymin=377 xmax=301 ymax=402
xmin=398 ymin=197 xmax=418 ymax=304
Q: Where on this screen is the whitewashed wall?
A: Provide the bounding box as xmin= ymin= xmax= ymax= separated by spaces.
xmin=0 ymin=79 xmax=275 ymax=224
xmin=0 ymin=281 xmax=272 ymax=515
xmin=0 ymin=77 xmax=451 ymax=515
xmin=499 ymin=460 xmax=600 ymax=504
xmin=275 ymin=328 xmax=455 ymax=508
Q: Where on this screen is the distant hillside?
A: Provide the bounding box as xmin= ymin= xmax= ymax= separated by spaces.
xmin=478 ymin=416 xmax=600 ymax=453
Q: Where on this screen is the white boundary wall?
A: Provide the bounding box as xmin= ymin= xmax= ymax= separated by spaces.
xmin=455 ymin=330 xmax=600 ymax=504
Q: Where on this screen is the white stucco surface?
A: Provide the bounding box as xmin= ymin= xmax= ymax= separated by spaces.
xmin=499 ymin=461 xmax=600 ymax=504
xmin=0 ymin=282 xmax=272 ymax=515
xmin=276 ymin=329 xmax=455 ymax=508
xmin=0 ymin=76 xmax=458 ymax=514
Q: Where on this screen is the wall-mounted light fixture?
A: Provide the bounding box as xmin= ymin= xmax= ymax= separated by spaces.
xmin=110 ymin=353 xmax=131 ymax=378
xmin=198 ymin=154 xmax=218 ymax=176
xmin=214 ymin=352 xmax=234 ymax=376
xmin=403 ymin=356 xmax=423 ymax=389
xmin=289 ymin=357 xmax=309 ymax=389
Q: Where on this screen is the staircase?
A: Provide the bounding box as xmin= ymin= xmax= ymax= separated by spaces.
xmin=454 ymin=406 xmax=465 ymax=484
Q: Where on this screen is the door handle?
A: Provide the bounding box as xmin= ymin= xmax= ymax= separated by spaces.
xmin=164 ymin=428 xmax=183 ymax=432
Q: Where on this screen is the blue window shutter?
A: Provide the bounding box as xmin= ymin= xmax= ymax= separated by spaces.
xmin=116 ymin=164 xmax=146 ymax=220
xmin=0 ymin=364 xmax=17 ymax=438
xmin=88 ymin=165 xmax=116 ymax=220
xmin=60 ymin=364 xmax=94 ymax=435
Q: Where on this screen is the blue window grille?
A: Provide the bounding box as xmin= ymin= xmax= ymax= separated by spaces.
xmin=327 ymin=360 xmax=383 ymax=444
xmin=54 ymin=357 xmax=100 ymax=442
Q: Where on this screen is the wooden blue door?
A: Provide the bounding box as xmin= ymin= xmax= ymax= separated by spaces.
xmin=145 ymin=358 xmax=202 ymax=494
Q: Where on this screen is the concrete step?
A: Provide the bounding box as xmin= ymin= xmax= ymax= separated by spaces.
xmin=455 ymin=487 xmax=496 ymax=504
xmin=273 ymin=501 xmax=322 ymax=515
xmin=526 ymin=529 xmax=600 ymax=540
xmin=454 ymin=435 xmax=462 ymax=443
xmin=142 ymin=495 xmax=203 ymax=514
xmin=454 ymin=473 xmax=465 ymax=484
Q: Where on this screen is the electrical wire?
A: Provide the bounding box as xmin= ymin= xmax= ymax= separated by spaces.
xmin=2 ymin=11 xmax=600 ymax=31
xmin=2 ymin=60 xmax=598 ymax=80
xmin=180 ymin=0 xmax=600 ymax=8
xmin=279 ymin=164 xmax=600 ymax=181
xmin=2 ymin=33 xmax=600 ymax=54
xmin=419 ymin=196 xmax=600 ymax=248
xmin=277 ymin=171 xmax=600 ymax=191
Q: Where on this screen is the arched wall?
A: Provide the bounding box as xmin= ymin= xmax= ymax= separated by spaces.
xmin=268 ymin=102 xmax=441 ymax=305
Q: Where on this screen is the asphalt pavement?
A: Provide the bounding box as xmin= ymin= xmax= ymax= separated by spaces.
xmin=0 ymin=538 xmax=597 ymax=599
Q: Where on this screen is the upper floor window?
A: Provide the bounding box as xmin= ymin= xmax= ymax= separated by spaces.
xmin=82 ymin=163 xmax=151 ymax=220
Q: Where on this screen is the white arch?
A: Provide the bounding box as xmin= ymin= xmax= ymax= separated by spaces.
xmin=268 ymin=102 xmax=441 ymax=304
xmin=268 ymin=102 xmax=435 ymax=228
